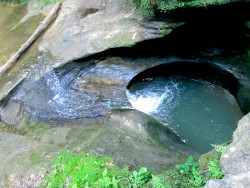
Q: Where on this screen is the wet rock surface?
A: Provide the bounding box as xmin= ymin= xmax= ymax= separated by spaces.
xmin=1 ymin=54 xmax=249 ymax=124
xmin=1 ymin=57 xmax=167 ymax=122
xmin=0 ymin=0 xmax=249 ymax=124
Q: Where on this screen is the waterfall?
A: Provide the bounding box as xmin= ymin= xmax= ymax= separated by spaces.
xmin=126 ymin=78 xmax=180 ymax=115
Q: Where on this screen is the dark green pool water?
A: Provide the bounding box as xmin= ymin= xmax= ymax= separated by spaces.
xmin=127 ymin=76 xmax=243 ymax=153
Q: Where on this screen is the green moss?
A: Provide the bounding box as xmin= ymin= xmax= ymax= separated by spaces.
xmin=81 ymin=8 xmax=99 ymax=18
xmin=242 ymin=47 xmax=250 ymax=63
xmin=198 ymin=144 xmax=227 ymax=182
xmin=30 ymin=153 xmax=43 ymax=163
xmin=29 ymin=145 xmax=60 ymax=164
xmin=158 ymin=0 xmax=232 ymax=12
xmin=1 ymin=0 xmax=27 ymax=5
xmin=18 ymin=122 xmax=52 ymax=136
xmin=106 ymin=31 xmax=138 ymax=48
xmin=199 ymin=151 xmax=220 ymax=172
xmin=158 ymin=22 xmax=183 ymax=37
xmin=158 ymin=24 xmax=173 ymax=36
xmin=118 ymin=32 xmax=135 ymax=46
xmin=134 ymin=0 xmax=242 ymax=16
xmin=1 ymin=0 xmax=59 ymax=5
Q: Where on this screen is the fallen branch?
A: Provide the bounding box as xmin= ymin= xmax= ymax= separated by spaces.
xmin=0 ymin=1 xmax=62 ymax=77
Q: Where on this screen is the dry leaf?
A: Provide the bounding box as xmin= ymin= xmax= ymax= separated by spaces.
xmin=106 ymin=161 xmax=115 ymax=167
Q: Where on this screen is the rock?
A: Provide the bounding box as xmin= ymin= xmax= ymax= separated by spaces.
xmin=105 ymin=109 xmax=199 ymax=157
xmin=0 ymin=0 xmax=181 ymax=123
xmin=39 ymin=0 xmax=176 ymax=67
xmin=0 ymin=109 xmax=199 ymax=187
xmin=204 ymin=179 xmax=238 ymax=188
xmin=204 ymin=172 xmax=250 ymax=188
xmin=0 ymin=56 xmax=170 ymax=122
xmin=0 ymin=1 xmax=250 ymax=186
xmin=204 ymin=113 xmax=250 ymax=188
xmin=2 ymin=55 xmax=248 ymax=125
xmin=221 ymin=114 xmax=250 ymax=175
xmin=21 ymin=110 xmax=199 ymax=173
xmin=1 ymin=0 xmax=250 ymax=125
xmin=0 ymin=130 xmax=60 ymax=187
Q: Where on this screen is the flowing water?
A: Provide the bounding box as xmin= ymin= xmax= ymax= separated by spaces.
xmin=0 ymin=5 xmax=44 ymax=66
xmin=11 ymin=62 xmax=131 ymax=121
xmin=127 ymin=76 xmax=243 ymax=153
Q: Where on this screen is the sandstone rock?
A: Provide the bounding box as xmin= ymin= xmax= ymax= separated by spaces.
xmin=204 ymin=113 xmax=250 ymax=188
xmin=0 ymin=130 xmax=60 ymax=187
xmin=38 ymin=0 xmax=174 ymax=68
xmin=0 ymin=1 xmax=250 ymax=187
xmin=22 ymin=110 xmax=199 ymax=173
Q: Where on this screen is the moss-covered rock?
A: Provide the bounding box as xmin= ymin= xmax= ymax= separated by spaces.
xmin=135 ymin=0 xmax=249 ymax=17
xmin=0 ymin=132 xmax=61 ymax=187
xmin=199 ymin=149 xmax=220 ymax=173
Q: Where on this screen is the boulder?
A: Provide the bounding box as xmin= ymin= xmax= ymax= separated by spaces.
xmin=204 ymin=113 xmax=250 ymax=188
xmin=38 ymin=0 xmax=176 ymax=67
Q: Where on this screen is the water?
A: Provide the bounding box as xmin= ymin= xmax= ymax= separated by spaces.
xmin=127 ymin=76 xmax=243 ymax=153
xmin=12 ymin=62 xmax=131 ymax=120
xmin=0 ymin=5 xmax=44 ymax=66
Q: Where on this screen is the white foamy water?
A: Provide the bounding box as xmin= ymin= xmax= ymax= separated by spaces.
xmin=126 ymin=88 xmax=171 ymax=114
xmin=127 ymin=79 xmax=179 ymax=116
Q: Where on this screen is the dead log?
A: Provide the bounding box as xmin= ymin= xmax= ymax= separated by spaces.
xmin=0 ymin=1 xmax=62 ymax=77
